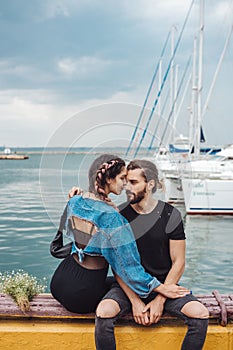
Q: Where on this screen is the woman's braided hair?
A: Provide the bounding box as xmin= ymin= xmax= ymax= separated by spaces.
xmin=88 ymin=154 xmax=125 ymax=200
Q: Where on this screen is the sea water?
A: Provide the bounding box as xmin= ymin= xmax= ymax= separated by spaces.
xmin=0 ymin=150 xmax=232 ymax=294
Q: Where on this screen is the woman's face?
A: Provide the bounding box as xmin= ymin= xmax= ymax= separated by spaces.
xmin=107 ymin=166 xmax=127 ymax=195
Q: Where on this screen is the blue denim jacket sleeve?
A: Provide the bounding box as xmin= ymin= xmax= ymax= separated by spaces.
xmin=85 ymin=224 xmax=161 ymax=298
xmin=66 ymin=196 xmax=161 ymax=298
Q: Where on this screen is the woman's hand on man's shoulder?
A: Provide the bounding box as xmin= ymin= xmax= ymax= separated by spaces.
xmin=68 ymin=186 xmax=83 ymax=199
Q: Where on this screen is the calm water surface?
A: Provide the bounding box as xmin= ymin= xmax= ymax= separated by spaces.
xmin=0 ymin=152 xmax=232 ymax=294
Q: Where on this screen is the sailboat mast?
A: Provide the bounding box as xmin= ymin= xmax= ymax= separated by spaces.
xmin=158 ymin=58 xmax=162 ymax=119
xmin=195 ymin=0 xmax=204 ymax=157
xmin=189 ymin=36 xmax=198 ymax=153
xmin=170 ymin=25 xmax=175 ymax=143
xmin=201 ymin=24 xmax=233 ymax=122
xmin=173 ymin=64 xmax=179 ymax=135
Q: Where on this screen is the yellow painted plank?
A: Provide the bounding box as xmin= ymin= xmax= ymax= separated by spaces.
xmin=0 ymin=320 xmax=232 ymax=350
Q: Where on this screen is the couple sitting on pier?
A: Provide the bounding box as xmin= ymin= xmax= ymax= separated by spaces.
xmin=50 ymin=154 xmax=209 ymax=350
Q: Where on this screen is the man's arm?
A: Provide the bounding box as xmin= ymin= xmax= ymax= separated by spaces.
xmin=143 ymin=239 xmax=186 ymax=324
xmin=115 ymin=239 xmax=186 ymax=326
xmin=165 ymin=239 xmax=186 ymax=283
xmin=154 ymin=239 xmax=186 ymax=303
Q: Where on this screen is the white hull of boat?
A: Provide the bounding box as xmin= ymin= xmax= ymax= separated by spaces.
xmin=163 ymin=177 xmax=184 ymax=203
xmin=182 ymin=178 xmax=233 ymax=214
xmin=148 ymin=146 xmax=233 ymax=207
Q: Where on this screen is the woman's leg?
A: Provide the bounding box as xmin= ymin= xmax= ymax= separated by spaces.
xmin=51 ymin=255 xmax=108 ymax=313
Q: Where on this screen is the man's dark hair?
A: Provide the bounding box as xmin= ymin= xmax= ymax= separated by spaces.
xmin=127 ymin=159 xmax=161 ymax=193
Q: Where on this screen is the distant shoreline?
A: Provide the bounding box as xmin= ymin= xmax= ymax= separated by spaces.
xmin=0 ymin=147 xmax=156 ymax=156
xmin=26 ymin=151 xmax=125 ymax=155
xmin=25 ymin=150 xmax=151 ymax=155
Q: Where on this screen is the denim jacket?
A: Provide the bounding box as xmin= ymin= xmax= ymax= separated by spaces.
xmin=66 ymin=195 xmax=161 ymax=298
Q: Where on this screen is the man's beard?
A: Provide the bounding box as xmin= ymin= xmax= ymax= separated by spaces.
xmin=126 ymin=187 xmax=146 ymax=204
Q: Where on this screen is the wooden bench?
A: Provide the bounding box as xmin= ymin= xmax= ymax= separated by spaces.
xmin=0 ymin=291 xmax=233 ymax=350
xmin=1 ymin=291 xmax=233 ymax=324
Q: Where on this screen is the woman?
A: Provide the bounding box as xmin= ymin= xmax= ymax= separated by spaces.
xmin=50 ymin=154 xmax=189 ymax=313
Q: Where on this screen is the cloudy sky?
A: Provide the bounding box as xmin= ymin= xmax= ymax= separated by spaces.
xmin=0 ymin=0 xmax=232 ymax=148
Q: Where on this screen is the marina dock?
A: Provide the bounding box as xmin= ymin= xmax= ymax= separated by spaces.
xmin=0 ymin=154 xmax=29 ymax=160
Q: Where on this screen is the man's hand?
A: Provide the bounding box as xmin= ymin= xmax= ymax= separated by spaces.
xmin=155 ymin=284 xmax=190 ymax=298
xmin=131 ymin=299 xmax=150 ymax=326
xmin=142 ymin=295 xmax=166 ymax=325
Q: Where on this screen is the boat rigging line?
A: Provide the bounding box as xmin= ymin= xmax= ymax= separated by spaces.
xmin=125 ymin=30 xmax=171 ymax=157
xmin=127 ymin=0 xmax=195 ymax=158
xmin=157 ymin=54 xmax=192 ymax=152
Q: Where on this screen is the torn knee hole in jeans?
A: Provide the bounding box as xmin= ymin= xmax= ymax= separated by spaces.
xmin=96 ymin=299 xmax=121 ymax=318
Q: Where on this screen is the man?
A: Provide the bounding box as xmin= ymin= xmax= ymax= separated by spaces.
xmin=95 ymin=159 xmax=209 ymax=350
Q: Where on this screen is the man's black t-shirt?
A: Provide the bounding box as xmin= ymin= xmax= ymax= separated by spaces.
xmin=119 ymin=200 xmax=185 ymax=283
